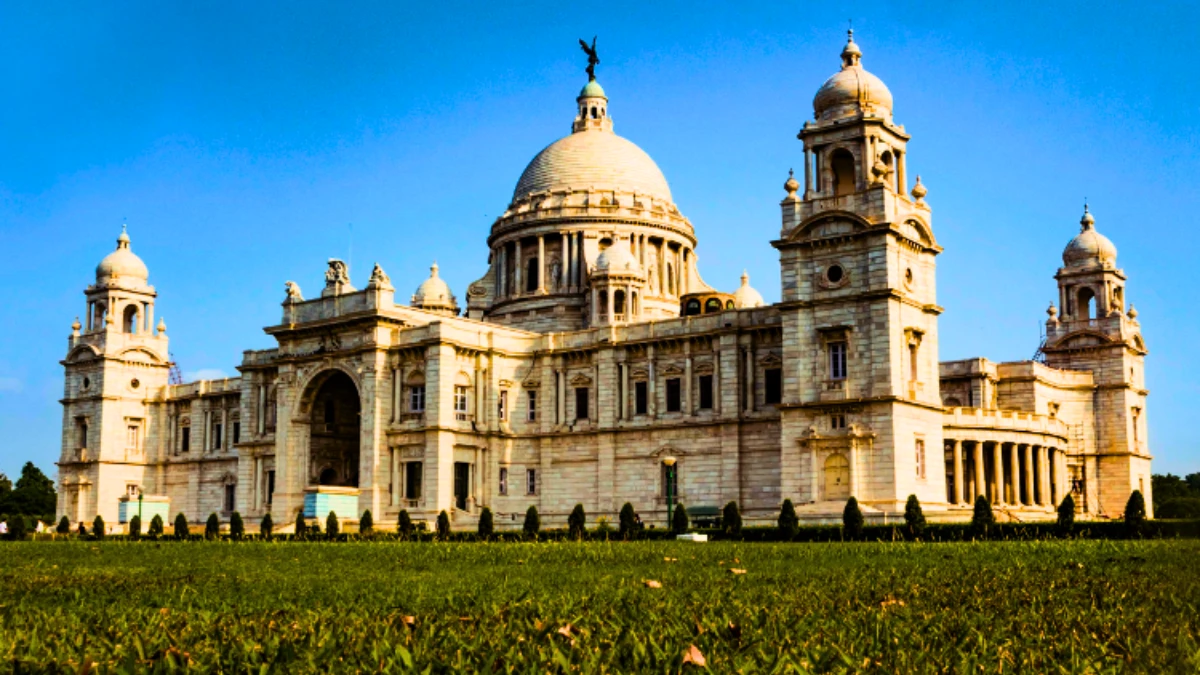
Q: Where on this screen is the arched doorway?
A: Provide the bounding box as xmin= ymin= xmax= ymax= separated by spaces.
xmin=307 ymin=370 xmax=361 ymax=487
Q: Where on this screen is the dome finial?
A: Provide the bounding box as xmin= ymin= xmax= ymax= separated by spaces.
xmin=1080 ymin=201 xmax=1095 ymax=230
xmin=841 ymin=23 xmax=862 ymax=68
xmin=431 ymin=261 xmax=439 ymax=277
xmin=117 ymin=223 xmax=131 ymax=249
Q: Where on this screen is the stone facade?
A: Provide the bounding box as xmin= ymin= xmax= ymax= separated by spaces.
xmin=57 ymin=34 xmax=1153 ymax=530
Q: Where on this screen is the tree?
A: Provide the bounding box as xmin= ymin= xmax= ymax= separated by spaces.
xmin=777 ymin=499 xmax=799 ymax=540
xmin=9 ymin=515 xmax=27 ymax=541
xmin=523 ymin=506 xmax=540 ymax=539
xmin=129 ymin=515 xmax=142 ymax=539
xmin=843 ymin=497 xmax=864 ymax=540
xmin=618 ymin=502 xmax=637 ymax=540
xmin=1057 ymin=494 xmax=1075 ymax=536
xmin=205 ymin=513 xmax=220 ymax=540
xmin=398 ymin=510 xmax=414 ymax=538
xmin=260 ymin=513 xmax=273 ymax=540
xmin=722 ymin=501 xmax=743 ymax=538
xmin=148 ymin=514 xmax=164 ymax=538
xmin=360 ymin=510 xmax=374 ymax=535
xmin=568 ymin=504 xmax=586 ymax=540
xmin=671 ymin=503 xmax=690 ymax=534
xmin=1124 ymin=490 xmax=1147 ymax=538
xmin=1157 ymin=498 xmax=1200 ymax=519
xmin=478 ymin=507 xmax=494 ymax=538
xmin=971 ymin=495 xmax=994 ymax=538
xmin=56 ymin=516 xmax=70 ymax=535
xmin=229 ymin=512 xmax=245 ymax=540
xmin=7 ymin=463 xmax=56 ymax=519
xmin=294 ymin=511 xmax=307 ymax=539
xmin=903 ymin=495 xmax=926 ymax=539
xmin=326 ymin=511 xmax=340 ymax=540
xmin=174 ymin=513 xmax=189 ymax=539
xmin=93 ymin=515 xmax=106 ymax=540
xmin=436 ymin=511 xmax=450 ymax=539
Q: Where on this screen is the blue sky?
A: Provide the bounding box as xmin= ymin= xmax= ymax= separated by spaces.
xmin=1 ymin=2 xmax=1197 ymax=478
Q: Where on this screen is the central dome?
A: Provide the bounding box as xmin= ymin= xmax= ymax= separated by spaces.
xmin=513 ymin=131 xmax=673 ymax=203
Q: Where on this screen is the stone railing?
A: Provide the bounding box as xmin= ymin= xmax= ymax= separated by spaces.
xmin=943 ymin=407 xmax=1070 ymax=438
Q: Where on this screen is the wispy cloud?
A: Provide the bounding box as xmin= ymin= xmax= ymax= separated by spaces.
xmin=183 ymin=369 xmax=229 ymax=383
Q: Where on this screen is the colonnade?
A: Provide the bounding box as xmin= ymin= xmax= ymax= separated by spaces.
xmin=945 ymin=439 xmax=1067 ymax=509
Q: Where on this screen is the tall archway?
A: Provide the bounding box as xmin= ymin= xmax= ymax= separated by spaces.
xmin=831 ymin=149 xmax=856 ymax=196
xmin=307 ymin=370 xmax=361 ymax=487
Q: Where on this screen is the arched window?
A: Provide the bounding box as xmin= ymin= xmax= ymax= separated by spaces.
xmin=631 ymin=292 xmax=638 ymax=317
xmin=122 ymin=305 xmax=139 ymax=334
xmin=704 ymin=298 xmax=721 ymax=313
xmin=831 ymin=148 xmax=856 ymax=196
xmin=824 ymin=453 xmax=851 ymax=500
xmin=725 ymin=300 xmax=735 ymax=310
xmin=614 ymin=290 xmax=626 ymax=316
xmin=526 ymin=257 xmax=539 ymax=292
xmin=667 ymin=263 xmax=675 ymax=295
xmin=1077 ymin=287 xmax=1096 ymax=321
xmin=591 ymin=106 xmax=598 ymax=119
xmin=685 ymin=299 xmax=701 ymax=316
xmin=597 ymin=291 xmax=608 ymax=317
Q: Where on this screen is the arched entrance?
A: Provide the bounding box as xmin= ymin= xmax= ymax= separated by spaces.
xmin=307 ymin=370 xmax=361 ymax=487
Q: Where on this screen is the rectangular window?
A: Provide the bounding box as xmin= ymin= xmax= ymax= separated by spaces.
xmin=454 ymin=386 xmax=469 ymax=418
xmin=76 ymin=418 xmax=88 ymax=450
xmin=828 ymin=341 xmax=848 ymax=380
xmin=698 ymin=374 xmax=713 ymax=410
xmin=831 ymin=413 xmax=846 ymax=430
xmin=126 ymin=484 xmax=139 ymax=499
xmin=498 ymin=390 xmax=508 ymax=421
xmin=527 ymin=390 xmax=537 ymax=422
xmin=915 ymin=439 xmax=926 ymax=479
xmin=765 ymin=368 xmax=782 ymax=405
xmin=666 ymin=378 xmax=681 ymax=412
xmin=526 ymin=469 xmax=537 ymax=495
xmin=575 ymin=387 xmax=589 ymax=420
xmin=1132 ymin=407 xmax=1140 ymax=443
xmin=405 ymin=461 xmax=423 ymax=499
xmin=499 ymin=467 xmax=509 ymax=495
xmin=232 ymin=422 xmax=240 ymax=444
xmin=213 ymin=423 xmax=222 ymax=450
xmin=126 ymin=424 xmax=140 ymax=450
xmin=223 ymin=484 xmax=235 ymax=513
xmin=181 ymin=426 xmax=191 ymax=453
xmin=635 ymin=381 xmax=648 ymax=415
xmin=409 ymin=385 xmax=426 ymax=413
xmin=266 ymin=470 xmax=276 ymax=505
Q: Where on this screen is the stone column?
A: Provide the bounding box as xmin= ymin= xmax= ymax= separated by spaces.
xmin=221 ymin=407 xmax=229 ymax=451
xmin=497 ymin=246 xmax=505 ymax=299
xmin=951 ymin=439 xmax=963 ymax=505
xmin=561 ymin=233 xmax=569 ymax=290
xmin=621 ymin=360 xmax=630 ymax=420
xmin=848 ymin=442 xmax=859 ymax=498
xmin=390 ymin=448 xmax=399 ymax=507
xmin=648 ymin=345 xmax=658 ymax=419
xmin=1039 ymin=446 xmax=1050 ymax=507
xmin=712 ymin=349 xmax=721 ymax=416
xmin=973 ymin=441 xmax=985 ymax=501
xmin=537 ymin=235 xmax=545 ymax=293
xmin=605 ymin=287 xmax=614 ymax=324
xmin=1048 ymin=448 xmax=1057 ymax=506
xmin=514 ymin=240 xmax=523 ymax=296
xmin=1008 ymin=443 xmax=1019 ymax=505
xmin=992 ymin=441 xmax=1004 ymax=506
xmin=590 ymin=287 xmax=598 ymax=325
xmin=897 ymin=150 xmax=906 ymax=196
xmin=1022 ymin=444 xmax=1033 ymax=506
xmin=684 ymin=344 xmax=693 ymax=416
xmin=657 ymin=240 xmax=667 ymax=296
xmin=803 ymin=147 xmax=813 ymax=197
xmin=810 ymin=446 xmax=820 ymax=502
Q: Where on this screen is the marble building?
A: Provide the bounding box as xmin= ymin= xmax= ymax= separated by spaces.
xmin=57 ymin=34 xmax=1153 ymax=530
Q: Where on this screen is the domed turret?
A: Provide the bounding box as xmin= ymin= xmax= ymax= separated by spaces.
xmin=1062 ymin=205 xmax=1117 ymax=268
xmin=594 ymin=240 xmax=640 ymax=274
xmin=813 ymin=30 xmax=894 ymax=122
xmin=95 ymin=225 xmax=149 ymax=286
xmin=412 ymin=262 xmax=458 ymax=315
xmin=732 ymin=270 xmax=765 ymax=308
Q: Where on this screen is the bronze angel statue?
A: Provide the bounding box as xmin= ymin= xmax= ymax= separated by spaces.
xmin=579 ymin=36 xmax=599 ymax=81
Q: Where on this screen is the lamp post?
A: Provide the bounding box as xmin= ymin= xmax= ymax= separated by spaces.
xmin=662 ymin=456 xmax=677 ymax=529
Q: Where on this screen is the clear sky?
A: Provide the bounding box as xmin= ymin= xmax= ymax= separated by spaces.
xmin=1 ymin=2 xmax=1197 ymax=478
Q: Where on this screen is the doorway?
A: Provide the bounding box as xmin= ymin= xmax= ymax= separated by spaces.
xmin=454 ymin=462 xmax=470 ymax=510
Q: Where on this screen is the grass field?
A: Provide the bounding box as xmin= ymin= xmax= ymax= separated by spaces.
xmin=0 ymin=540 xmax=1197 ymax=673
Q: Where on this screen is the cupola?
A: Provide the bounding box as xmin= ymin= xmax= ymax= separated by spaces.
xmin=412 ymin=262 xmax=458 ymax=315
xmin=1062 ymin=205 xmax=1118 ymax=269
xmin=812 ymin=30 xmax=894 ymax=122
xmin=95 ymin=225 xmax=150 ymax=287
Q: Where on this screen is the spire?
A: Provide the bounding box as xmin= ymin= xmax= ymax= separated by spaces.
xmin=1080 ymin=202 xmax=1095 ymax=231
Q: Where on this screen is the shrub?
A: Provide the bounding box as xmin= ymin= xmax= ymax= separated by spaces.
xmin=568 ymin=504 xmax=586 ymax=540
xmin=1125 ymin=490 xmax=1147 ymax=538
xmin=1057 ymin=494 xmax=1076 ymax=537
xmin=671 ymin=503 xmax=689 ymax=534
xmin=436 ymin=511 xmax=450 ymax=539
xmin=972 ymin=495 xmax=994 ymax=537
xmin=310 ymin=520 xmax=321 ymax=536
xmin=148 ymin=515 xmax=164 ymax=537
xmin=722 ymin=501 xmax=743 ymax=538
xmin=618 ymin=503 xmax=637 ymax=540
xmin=294 ymin=511 xmax=307 ymax=539
xmin=205 ymin=513 xmax=220 ymax=540
xmin=9 ymin=515 xmax=27 ymax=541
xmin=56 ymin=516 xmax=70 ymax=535
xmin=904 ymin=495 xmax=926 ymax=539
xmin=174 ymin=513 xmax=188 ymax=539
xmin=326 ymin=511 xmax=340 ymax=540
xmin=523 ymin=506 xmax=540 ymax=539
xmin=843 ymin=497 xmax=864 ymax=540
xmin=260 ymin=513 xmax=273 ymax=540
xmin=77 ymin=522 xmax=88 ymax=536
xmin=129 ymin=515 xmax=142 ymax=539
xmin=398 ymin=510 xmax=414 ymax=538
xmin=229 ymin=512 xmax=245 ymax=540
xmin=1157 ymin=497 xmax=1200 ymax=519
xmin=778 ymin=499 xmax=799 ymax=540
xmin=360 ymin=510 xmax=374 ymax=535
xmin=478 ymin=507 xmax=494 ymax=538
xmin=93 ymin=515 xmax=106 ymax=540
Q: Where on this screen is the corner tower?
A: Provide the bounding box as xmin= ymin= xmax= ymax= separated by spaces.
xmin=775 ymin=32 xmax=946 ymax=516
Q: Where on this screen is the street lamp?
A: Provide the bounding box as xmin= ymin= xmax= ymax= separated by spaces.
xmin=662 ymin=456 xmax=677 ymax=529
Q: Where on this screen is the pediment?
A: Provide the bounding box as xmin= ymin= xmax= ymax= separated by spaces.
xmin=660 ymin=364 xmax=685 ymax=377
xmin=788 ymin=212 xmax=870 ymax=243
xmin=758 ymin=352 xmax=783 ymax=367
xmin=569 ymin=373 xmax=593 ymax=386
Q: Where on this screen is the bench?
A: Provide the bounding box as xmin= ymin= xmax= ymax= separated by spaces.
xmin=684 ymin=505 xmax=721 ymax=528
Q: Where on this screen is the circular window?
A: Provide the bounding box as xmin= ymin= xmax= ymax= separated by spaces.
xmin=82 ymin=377 xmax=90 ymax=390
xmin=826 ymin=264 xmax=845 ymax=284
xmin=905 ymin=267 xmax=914 ymax=286
xmin=130 ymin=378 xmax=140 ymax=390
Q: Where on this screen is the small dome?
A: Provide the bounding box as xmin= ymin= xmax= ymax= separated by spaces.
xmin=594 ymin=240 xmax=639 ymax=273
xmin=732 ymin=270 xmax=765 ymax=308
xmin=96 ymin=226 xmax=149 ymax=285
xmin=579 ymin=79 xmax=607 ymax=99
xmin=412 ymin=262 xmax=457 ymax=309
xmin=813 ymin=31 xmax=894 ymax=121
xmin=514 ymin=129 xmax=673 ymax=203
xmin=1062 ymin=205 xmax=1117 ymax=268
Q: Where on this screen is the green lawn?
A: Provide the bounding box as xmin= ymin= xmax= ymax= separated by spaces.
xmin=0 ymin=540 xmax=1196 ymax=673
